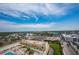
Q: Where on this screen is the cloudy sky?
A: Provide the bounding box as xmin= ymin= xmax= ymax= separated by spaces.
xmin=0 ymin=3 xmax=79 ymax=32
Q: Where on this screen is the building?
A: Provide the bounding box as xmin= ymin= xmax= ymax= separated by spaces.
xmin=62 ymin=34 xmax=79 ymax=54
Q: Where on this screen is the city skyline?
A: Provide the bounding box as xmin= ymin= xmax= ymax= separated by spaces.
xmin=0 ymin=3 xmax=79 ymax=32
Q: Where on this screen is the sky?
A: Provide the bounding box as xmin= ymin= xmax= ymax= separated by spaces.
xmin=0 ymin=3 xmax=79 ymax=32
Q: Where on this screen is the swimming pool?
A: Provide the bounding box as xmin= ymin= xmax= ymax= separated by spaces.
xmin=4 ymin=52 xmax=15 ymax=55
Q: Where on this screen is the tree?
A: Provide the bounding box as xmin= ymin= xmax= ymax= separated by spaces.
xmin=0 ymin=42 xmax=3 ymax=47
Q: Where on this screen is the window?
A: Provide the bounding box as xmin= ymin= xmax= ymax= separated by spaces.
xmin=73 ymin=38 xmax=77 ymax=42
xmin=78 ymin=38 xmax=79 ymax=42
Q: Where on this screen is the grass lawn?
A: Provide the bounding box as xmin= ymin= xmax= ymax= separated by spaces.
xmin=48 ymin=41 xmax=62 ymax=55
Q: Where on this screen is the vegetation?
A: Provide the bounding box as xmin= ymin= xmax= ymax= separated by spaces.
xmin=48 ymin=40 xmax=62 ymax=55
xmin=0 ymin=32 xmax=12 ymax=36
xmin=27 ymin=47 xmax=34 ymax=55
xmin=0 ymin=42 xmax=4 ymax=47
xmin=20 ymin=42 xmax=34 ymax=55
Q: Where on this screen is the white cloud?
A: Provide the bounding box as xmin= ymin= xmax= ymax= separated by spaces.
xmin=4 ymin=23 xmax=56 ymax=29
xmin=0 ymin=6 xmax=20 ymax=18
xmin=11 ymin=24 xmax=50 ymax=28
xmin=0 ymin=3 xmax=73 ymax=32
xmin=31 ymin=14 xmax=39 ymax=22
xmin=0 ymin=20 xmax=56 ymax=29
xmin=45 ymin=4 xmax=66 ymax=16
xmin=0 ymin=3 xmax=68 ymax=19
xmin=0 ymin=20 xmax=17 ymax=25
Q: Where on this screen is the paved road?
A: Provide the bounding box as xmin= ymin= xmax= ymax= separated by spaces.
xmin=48 ymin=48 xmax=54 ymax=55
xmin=63 ymin=42 xmax=76 ymax=55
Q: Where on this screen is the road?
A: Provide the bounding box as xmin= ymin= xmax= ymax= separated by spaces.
xmin=62 ymin=42 xmax=76 ymax=55
xmin=48 ymin=48 xmax=54 ymax=55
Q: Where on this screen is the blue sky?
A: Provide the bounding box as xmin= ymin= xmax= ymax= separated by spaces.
xmin=0 ymin=3 xmax=79 ymax=32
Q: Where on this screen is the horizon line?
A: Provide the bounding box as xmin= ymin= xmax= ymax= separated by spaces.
xmin=0 ymin=30 xmax=79 ymax=33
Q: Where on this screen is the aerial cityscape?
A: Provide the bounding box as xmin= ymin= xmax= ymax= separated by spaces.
xmin=0 ymin=3 xmax=79 ymax=55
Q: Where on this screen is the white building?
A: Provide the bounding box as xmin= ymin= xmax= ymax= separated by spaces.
xmin=62 ymin=34 xmax=79 ymax=42
xmin=62 ymin=34 xmax=79 ymax=54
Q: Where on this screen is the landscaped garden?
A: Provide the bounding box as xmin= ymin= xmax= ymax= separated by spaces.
xmin=48 ymin=40 xmax=63 ymax=55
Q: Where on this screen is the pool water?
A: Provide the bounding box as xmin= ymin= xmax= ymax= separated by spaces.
xmin=4 ymin=52 xmax=15 ymax=55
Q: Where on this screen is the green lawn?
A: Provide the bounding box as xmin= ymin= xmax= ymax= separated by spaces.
xmin=49 ymin=41 xmax=62 ymax=55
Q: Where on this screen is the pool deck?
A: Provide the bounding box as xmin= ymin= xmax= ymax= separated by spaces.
xmin=4 ymin=51 xmax=16 ymax=55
